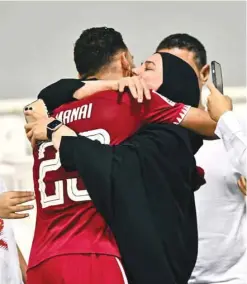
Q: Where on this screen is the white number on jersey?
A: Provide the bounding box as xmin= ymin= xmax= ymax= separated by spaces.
xmin=38 ymin=129 xmax=110 ymax=208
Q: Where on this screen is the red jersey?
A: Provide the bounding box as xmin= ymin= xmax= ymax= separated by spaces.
xmin=29 ymin=90 xmax=190 ymax=268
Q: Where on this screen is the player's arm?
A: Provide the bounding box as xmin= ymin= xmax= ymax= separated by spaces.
xmin=74 ymin=77 xmax=150 ymax=102
xmin=141 ymin=91 xmax=216 ymax=137
xmin=180 ymin=107 xmax=216 ymax=137
xmin=17 ymin=244 xmax=27 ymax=283
xmin=37 ymin=77 xmax=149 ymax=114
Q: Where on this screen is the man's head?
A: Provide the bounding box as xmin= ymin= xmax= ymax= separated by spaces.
xmin=156 ymin=33 xmax=209 ymax=91
xmin=74 ymin=27 xmax=134 ymax=80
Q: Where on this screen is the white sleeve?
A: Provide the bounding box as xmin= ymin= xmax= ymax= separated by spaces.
xmin=0 ymin=257 xmax=8 ymax=284
xmin=0 ymin=179 xmax=7 ymax=193
xmin=215 ymin=111 xmax=247 ymax=177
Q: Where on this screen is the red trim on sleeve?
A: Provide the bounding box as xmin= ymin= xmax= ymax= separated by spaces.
xmin=141 ymin=91 xmax=191 ymax=125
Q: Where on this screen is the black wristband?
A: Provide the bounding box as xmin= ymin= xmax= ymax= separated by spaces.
xmin=38 ymin=79 xmax=85 ymax=113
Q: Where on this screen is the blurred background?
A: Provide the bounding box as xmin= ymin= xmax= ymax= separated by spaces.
xmin=0 ymin=1 xmax=246 ymax=261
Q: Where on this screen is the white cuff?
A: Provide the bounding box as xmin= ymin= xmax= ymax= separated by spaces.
xmin=215 ymin=111 xmax=242 ymax=140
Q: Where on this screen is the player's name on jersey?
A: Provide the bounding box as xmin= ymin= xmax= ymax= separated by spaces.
xmin=56 ymin=103 xmax=93 ymax=124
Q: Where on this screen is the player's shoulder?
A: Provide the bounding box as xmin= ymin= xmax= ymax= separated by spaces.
xmin=150 ymin=90 xmax=177 ymax=106
xmin=90 ymin=90 xmax=134 ymax=104
xmin=53 ymin=90 xmax=124 ymax=115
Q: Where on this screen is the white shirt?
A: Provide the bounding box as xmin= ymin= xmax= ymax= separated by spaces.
xmin=189 ymin=116 xmax=247 ymax=284
xmin=215 ymin=111 xmax=247 ymax=177
xmin=0 ymin=180 xmax=23 ymax=284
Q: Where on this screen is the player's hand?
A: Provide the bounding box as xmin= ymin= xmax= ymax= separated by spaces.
xmin=237 ymin=176 xmax=246 ymax=196
xmin=24 ymin=112 xmax=55 ymax=147
xmin=117 ymin=76 xmax=151 ymax=103
xmin=24 ymin=108 xmax=47 ymax=122
xmin=24 ymin=99 xmax=48 ymax=123
xmin=207 ymin=83 xmax=233 ymax=122
xmin=0 ymin=191 xmax=35 ymax=219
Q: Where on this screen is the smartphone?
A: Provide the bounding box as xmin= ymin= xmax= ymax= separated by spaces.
xmin=211 ymin=61 xmax=224 ymax=94
xmin=24 ymin=99 xmax=48 ymax=123
xmin=24 ymin=99 xmax=49 ymax=146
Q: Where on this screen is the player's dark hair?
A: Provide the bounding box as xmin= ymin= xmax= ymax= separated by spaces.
xmin=156 ymin=33 xmax=207 ymax=70
xmin=74 ymin=27 xmax=127 ymax=78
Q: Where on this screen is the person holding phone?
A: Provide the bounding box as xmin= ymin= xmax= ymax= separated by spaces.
xmin=207 ymin=83 xmax=247 ymax=178
xmin=146 ymin=34 xmax=247 ymax=283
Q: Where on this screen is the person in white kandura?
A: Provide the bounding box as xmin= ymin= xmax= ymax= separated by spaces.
xmin=0 ymin=179 xmax=34 ymax=284
xmin=207 ymin=84 xmax=247 ymax=194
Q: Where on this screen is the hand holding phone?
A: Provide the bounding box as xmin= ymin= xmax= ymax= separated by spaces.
xmin=207 ymin=82 xmax=232 ymax=122
xmin=211 ymin=61 xmax=224 ymax=94
xmin=24 ymin=99 xmax=48 ymax=123
xmin=24 ymin=99 xmax=49 ymax=146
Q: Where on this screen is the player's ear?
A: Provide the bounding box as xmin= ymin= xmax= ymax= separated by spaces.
xmin=121 ymin=52 xmax=131 ymax=77
xmin=200 ymin=64 xmax=210 ymax=84
xmin=78 ymin=73 xmax=82 ymax=79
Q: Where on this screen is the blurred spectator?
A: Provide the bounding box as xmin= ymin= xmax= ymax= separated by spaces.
xmin=0 ymin=190 xmax=34 ymax=219
xmin=0 ymin=179 xmax=34 ymax=283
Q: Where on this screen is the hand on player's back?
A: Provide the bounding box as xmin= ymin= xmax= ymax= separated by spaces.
xmin=0 ymin=191 xmax=35 ymax=219
xmin=117 ymin=76 xmax=151 ymax=103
